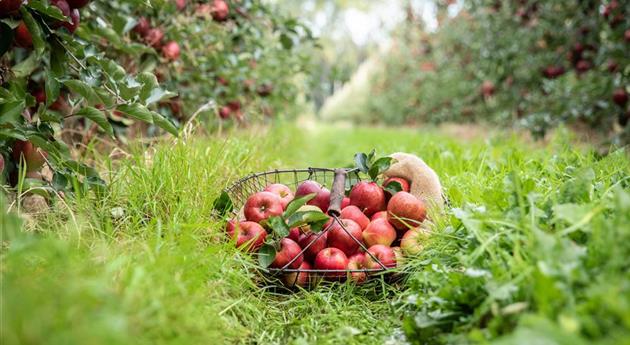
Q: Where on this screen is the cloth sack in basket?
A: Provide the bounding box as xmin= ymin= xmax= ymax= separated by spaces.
xmin=383 ymin=152 xmax=444 ymax=210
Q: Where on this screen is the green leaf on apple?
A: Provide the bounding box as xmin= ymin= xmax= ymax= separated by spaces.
xmin=286 ymin=211 xmax=330 ymax=230
xmin=265 ymin=215 xmax=290 ymax=238
xmin=383 ymin=180 xmax=403 ymax=195
xmin=283 ymin=193 xmax=316 ymax=218
xmin=258 ymin=243 xmax=277 ymax=268
xmin=212 ymin=191 xmax=234 ymax=218
xmin=309 ymin=218 xmax=330 ymax=233
xmin=354 ymin=152 xmax=369 ymax=173
xmin=368 ymin=157 xmax=394 ymax=181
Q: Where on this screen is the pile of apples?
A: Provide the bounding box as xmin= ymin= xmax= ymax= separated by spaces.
xmin=226 ymin=176 xmax=429 ymax=287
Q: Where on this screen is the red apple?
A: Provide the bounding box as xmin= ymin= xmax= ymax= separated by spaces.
xmin=175 ymin=0 xmax=186 ymax=10
xmin=295 ymin=180 xmax=330 ymax=213
xmin=226 ymin=221 xmax=267 ymax=252
xmin=270 ymin=238 xmax=303 ymax=269
xmin=145 ymin=28 xmax=164 ymax=48
xmin=607 ymin=60 xmax=619 ymax=73
xmin=327 ymin=218 xmax=363 ymax=256
xmin=371 ymin=211 xmax=388 ymax=221
xmin=134 ymin=17 xmax=151 ymax=36
xmin=314 ymin=247 xmax=348 ymax=279
xmin=542 ymin=65 xmax=565 ymax=79
xmin=613 ymin=88 xmax=628 ymax=107
xmin=282 ymin=261 xmax=311 ymax=287
xmin=364 ymin=245 xmax=396 ymax=269
xmin=347 ymin=253 xmax=367 ymax=283
xmin=288 ymin=227 xmax=300 ymax=242
xmin=62 ymin=8 xmax=80 ymax=33
xmin=11 ymin=140 xmax=47 ymax=172
xmin=383 ymin=177 xmax=410 ymax=193
xmin=211 ymin=0 xmax=229 ymax=21
xmin=162 ymin=41 xmax=180 ymax=60
xmin=243 ymin=191 xmax=283 ymax=223
xmin=387 ymin=191 xmax=427 ymax=230
xmin=219 ymin=106 xmax=231 ymax=119
xmin=14 ymin=21 xmax=32 ymax=47
xmin=341 ymin=197 xmax=351 ymax=209
xmin=362 ymin=218 xmax=396 ymax=247
xmin=401 ymin=227 xmax=429 ymax=255
xmin=349 ymin=181 xmax=386 ymax=217
xmin=0 ymin=0 xmax=22 ymax=17
xmin=340 ymin=205 xmax=370 ymax=230
xmin=51 ymin=0 xmax=70 ymax=18
xmin=297 ymin=231 xmax=328 ymax=262
xmin=480 ymin=80 xmax=495 ymax=97
xmin=264 ymin=183 xmax=294 ymax=210
xmin=575 ymin=59 xmax=591 ymax=73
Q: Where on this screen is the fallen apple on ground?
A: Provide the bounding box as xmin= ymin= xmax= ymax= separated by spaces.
xmin=12 ymin=140 xmax=48 ymax=172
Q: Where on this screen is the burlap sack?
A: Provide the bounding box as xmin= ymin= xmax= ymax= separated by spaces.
xmin=384 ymin=152 xmax=444 ymax=210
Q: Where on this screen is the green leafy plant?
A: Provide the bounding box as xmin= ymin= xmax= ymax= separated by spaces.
xmin=353 ymin=149 xmax=394 ymax=181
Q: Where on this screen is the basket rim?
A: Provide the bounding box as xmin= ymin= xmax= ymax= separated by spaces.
xmin=224 ymin=167 xmax=360 ymax=194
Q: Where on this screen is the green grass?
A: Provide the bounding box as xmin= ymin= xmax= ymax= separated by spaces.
xmin=2 ymin=124 xmax=629 ymax=344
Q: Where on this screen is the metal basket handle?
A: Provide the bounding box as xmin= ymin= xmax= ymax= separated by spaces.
xmin=327 ymin=168 xmax=347 ymax=216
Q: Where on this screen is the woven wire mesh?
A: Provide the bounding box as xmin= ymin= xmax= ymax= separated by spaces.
xmin=223 ymin=168 xmax=396 ymax=287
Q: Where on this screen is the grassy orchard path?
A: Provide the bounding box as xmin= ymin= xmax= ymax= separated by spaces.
xmin=3 ymin=124 xmax=630 ymax=344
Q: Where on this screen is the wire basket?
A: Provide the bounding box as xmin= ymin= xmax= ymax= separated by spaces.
xmin=223 ymin=167 xmax=399 ymax=287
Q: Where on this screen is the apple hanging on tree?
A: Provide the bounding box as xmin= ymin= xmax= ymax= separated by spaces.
xmin=12 ymin=140 xmax=48 ymax=172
